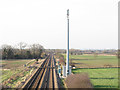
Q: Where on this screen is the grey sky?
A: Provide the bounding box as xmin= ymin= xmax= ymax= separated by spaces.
xmin=0 ymin=0 xmax=118 ymax=49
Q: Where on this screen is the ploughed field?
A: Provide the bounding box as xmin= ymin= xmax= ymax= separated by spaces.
xmin=63 ymin=54 xmax=118 ymax=88
xmin=0 ymin=59 xmax=42 ymax=88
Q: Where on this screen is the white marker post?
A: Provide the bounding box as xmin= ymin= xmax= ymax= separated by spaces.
xmin=66 ymin=9 xmax=69 ymax=76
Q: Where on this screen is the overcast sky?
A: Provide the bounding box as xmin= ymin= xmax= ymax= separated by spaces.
xmin=0 ymin=0 xmax=118 ymax=49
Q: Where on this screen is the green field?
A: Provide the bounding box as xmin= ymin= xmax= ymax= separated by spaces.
xmin=63 ymin=54 xmax=118 ymax=68
xmin=72 ymin=68 xmax=118 ymax=88
xmin=63 ymin=54 xmax=118 ymax=88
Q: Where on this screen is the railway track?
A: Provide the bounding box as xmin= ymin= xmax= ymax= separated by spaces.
xmin=22 ymin=54 xmax=60 ymax=89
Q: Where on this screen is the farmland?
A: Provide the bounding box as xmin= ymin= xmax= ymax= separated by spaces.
xmin=0 ymin=54 xmax=119 ymax=88
xmin=63 ymin=54 xmax=118 ymax=88
xmin=72 ymin=68 xmax=118 ymax=88
xmin=63 ymin=54 xmax=118 ymax=68
xmin=0 ymin=59 xmax=43 ymax=88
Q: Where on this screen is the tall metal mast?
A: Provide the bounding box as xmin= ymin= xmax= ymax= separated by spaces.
xmin=66 ymin=9 xmax=69 ymax=76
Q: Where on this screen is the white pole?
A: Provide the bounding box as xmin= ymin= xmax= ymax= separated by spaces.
xmin=66 ymin=9 xmax=69 ymax=76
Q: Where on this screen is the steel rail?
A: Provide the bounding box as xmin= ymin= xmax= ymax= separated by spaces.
xmin=22 ymin=54 xmax=61 ymax=89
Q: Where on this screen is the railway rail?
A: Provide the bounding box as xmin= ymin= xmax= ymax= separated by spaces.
xmin=22 ymin=54 xmax=61 ymax=89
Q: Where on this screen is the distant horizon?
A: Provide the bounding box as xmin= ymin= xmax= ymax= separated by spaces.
xmin=0 ymin=43 xmax=118 ymax=50
xmin=0 ymin=0 xmax=118 ymax=49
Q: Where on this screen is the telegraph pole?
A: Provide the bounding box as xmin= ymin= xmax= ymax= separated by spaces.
xmin=66 ymin=9 xmax=69 ymax=76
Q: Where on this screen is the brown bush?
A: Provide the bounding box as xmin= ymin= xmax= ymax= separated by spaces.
xmin=65 ymin=73 xmax=93 ymax=89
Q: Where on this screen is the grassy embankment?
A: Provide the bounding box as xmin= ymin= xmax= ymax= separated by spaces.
xmin=0 ymin=59 xmax=36 ymax=88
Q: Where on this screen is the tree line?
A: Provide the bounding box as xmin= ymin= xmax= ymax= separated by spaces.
xmin=0 ymin=42 xmax=46 ymax=60
xmin=45 ymin=49 xmax=118 ymax=55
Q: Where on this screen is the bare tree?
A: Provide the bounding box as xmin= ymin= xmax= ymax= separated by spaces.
xmin=1 ymin=44 xmax=14 ymax=59
xmin=0 ymin=43 xmax=45 ymax=59
xmin=17 ymin=42 xmax=27 ymax=57
xmin=30 ymin=44 xmax=44 ymax=59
